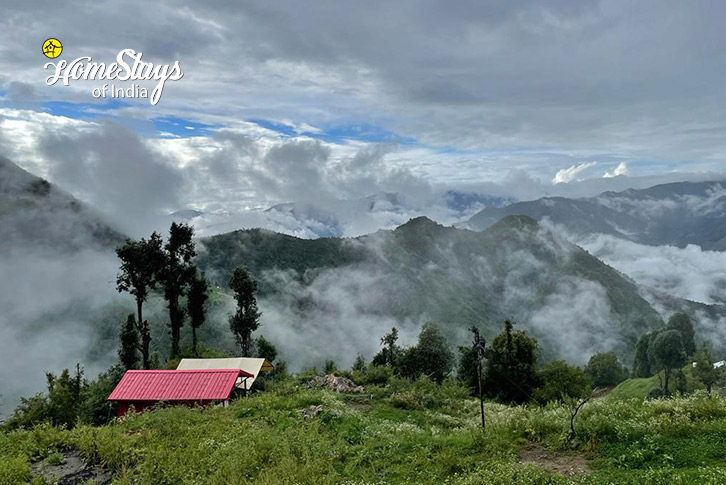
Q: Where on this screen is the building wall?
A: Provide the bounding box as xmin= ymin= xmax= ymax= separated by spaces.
xmin=116 ymin=400 xmax=218 ymax=417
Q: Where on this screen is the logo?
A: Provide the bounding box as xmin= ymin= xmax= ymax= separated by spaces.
xmin=42 ymin=38 xmax=62 ymax=59
xmin=43 ymin=48 xmax=183 ymax=105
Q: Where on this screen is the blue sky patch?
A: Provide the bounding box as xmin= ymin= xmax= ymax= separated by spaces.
xmin=152 ymin=116 xmax=222 ymax=138
xmin=248 ymin=118 xmax=417 ymax=145
xmin=43 ymin=100 xmax=131 ymax=120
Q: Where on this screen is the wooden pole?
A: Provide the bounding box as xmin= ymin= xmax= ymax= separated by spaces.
xmin=472 ymin=328 xmax=486 ymax=431
xmin=477 ymin=356 xmax=485 ymax=430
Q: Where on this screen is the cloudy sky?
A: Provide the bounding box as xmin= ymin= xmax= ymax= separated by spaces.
xmin=1 ymin=0 xmax=725 ymax=236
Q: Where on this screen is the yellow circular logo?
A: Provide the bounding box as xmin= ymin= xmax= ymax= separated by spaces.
xmin=42 ymin=38 xmax=62 ymax=58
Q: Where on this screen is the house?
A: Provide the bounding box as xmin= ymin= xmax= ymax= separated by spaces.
xmin=108 ymin=369 xmax=253 ymax=417
xmin=176 ymin=358 xmax=274 ymax=392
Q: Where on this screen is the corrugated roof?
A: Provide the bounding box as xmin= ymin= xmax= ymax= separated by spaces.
xmin=177 ymin=358 xmax=274 ymax=389
xmin=108 ymin=369 xmax=252 ymax=402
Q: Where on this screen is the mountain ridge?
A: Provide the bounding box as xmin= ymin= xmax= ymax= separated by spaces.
xmin=0 ymin=156 xmax=125 ymax=252
xmin=196 ymin=214 xmax=672 ymax=363
xmin=465 ymin=180 xmax=726 ymax=250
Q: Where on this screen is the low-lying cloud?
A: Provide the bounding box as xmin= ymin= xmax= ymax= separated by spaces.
xmin=580 ymin=234 xmax=726 ymax=305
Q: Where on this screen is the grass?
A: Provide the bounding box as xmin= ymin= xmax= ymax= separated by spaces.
xmin=3 ymin=380 xmax=726 ymax=484
xmin=609 ymin=366 xmax=704 ymax=400
xmin=609 ymin=377 xmax=660 ymax=400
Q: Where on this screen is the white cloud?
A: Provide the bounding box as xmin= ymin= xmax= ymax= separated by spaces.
xmin=3 ymin=1 xmax=726 ymax=174
xmin=603 ymin=162 xmax=629 ymax=178
xmin=553 ymin=161 xmax=597 ymax=184
xmin=579 ymin=234 xmax=726 ymax=305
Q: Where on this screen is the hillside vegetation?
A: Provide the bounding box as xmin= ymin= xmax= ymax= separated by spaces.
xmin=4 ymin=378 xmax=726 ymax=485
xmin=197 ymin=215 xmax=666 ymax=362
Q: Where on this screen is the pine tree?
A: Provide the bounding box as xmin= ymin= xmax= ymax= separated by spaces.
xmin=693 ymin=345 xmax=720 ymax=394
xmin=229 ymin=267 xmax=262 ymax=356
xmin=255 ymin=335 xmax=277 ymax=362
xmin=161 ymin=222 xmax=196 ymax=359
xmin=666 ymin=312 xmax=696 ymax=357
xmin=187 ymin=271 xmax=209 ymax=356
xmin=649 ymin=329 xmax=687 ymax=395
xmin=380 ymin=327 xmax=399 ymax=367
xmin=119 ymin=314 xmax=140 ymax=370
xmin=633 ymin=333 xmax=652 ymax=378
xmin=483 ymin=319 xmax=539 ymax=404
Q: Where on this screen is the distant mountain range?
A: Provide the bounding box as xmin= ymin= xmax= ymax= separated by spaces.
xmin=464 ymin=181 xmax=726 ymax=250
xmin=262 ymin=191 xmax=514 ymax=238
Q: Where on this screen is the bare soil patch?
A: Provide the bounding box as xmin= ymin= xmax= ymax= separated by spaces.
xmin=517 ymin=442 xmax=591 ymax=477
xmin=31 ymin=449 xmax=112 ymax=485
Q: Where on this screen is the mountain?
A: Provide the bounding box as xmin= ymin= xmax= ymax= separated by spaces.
xmin=261 ymin=191 xmax=514 ymax=238
xmin=196 ymin=215 xmax=674 ymax=364
xmin=465 ymin=181 xmax=726 ymax=250
xmin=0 ymin=156 xmax=130 ymax=413
xmin=0 ymin=156 xmax=125 ymax=252
xmin=169 ymin=209 xmax=204 ymax=220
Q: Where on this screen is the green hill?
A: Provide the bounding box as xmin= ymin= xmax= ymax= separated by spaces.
xmin=608 ymin=376 xmax=661 ymax=400
xmin=197 ymin=215 xmax=665 ymax=363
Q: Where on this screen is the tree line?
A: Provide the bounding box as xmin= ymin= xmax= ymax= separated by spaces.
xmin=364 ymin=314 xmax=721 ymax=407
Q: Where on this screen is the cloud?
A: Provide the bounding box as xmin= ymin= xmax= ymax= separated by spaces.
xmin=553 ymin=161 xmax=597 ymax=184
xmin=603 ymin=162 xmax=629 ymax=178
xmin=579 ymin=234 xmax=726 ymax=305
xmin=253 ymin=267 xmax=424 ymax=370
xmin=528 ymin=277 xmax=620 ymax=364
xmin=36 ymin=120 xmax=184 ymax=236
xmin=6 ymin=81 xmax=37 ymax=105
xmin=2 ymin=1 xmax=726 ymax=174
xmin=3 ymin=106 xmax=726 ymax=242
xmin=0 ymin=247 xmax=125 ymax=413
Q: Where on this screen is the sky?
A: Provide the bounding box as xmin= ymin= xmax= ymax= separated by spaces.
xmin=1 ymin=0 xmax=726 ymax=237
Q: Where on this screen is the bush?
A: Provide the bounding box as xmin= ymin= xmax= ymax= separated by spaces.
xmin=586 ymin=352 xmax=629 ymax=388
xmin=359 ymin=365 xmax=393 ymax=386
xmin=534 ymin=360 xmax=591 ymax=404
xmin=395 ymin=323 xmax=454 ymax=383
xmin=388 ymin=376 xmax=469 ymax=410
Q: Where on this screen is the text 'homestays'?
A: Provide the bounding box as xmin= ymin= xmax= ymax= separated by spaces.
xmin=43 ymin=49 xmax=183 ymax=105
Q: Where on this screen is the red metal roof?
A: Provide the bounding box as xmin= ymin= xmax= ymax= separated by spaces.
xmin=108 ymin=369 xmax=252 ymax=402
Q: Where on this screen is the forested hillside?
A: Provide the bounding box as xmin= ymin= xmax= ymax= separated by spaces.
xmin=197 ymin=215 xmax=666 ymax=363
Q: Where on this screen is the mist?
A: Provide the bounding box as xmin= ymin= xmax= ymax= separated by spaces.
xmin=0 ymin=248 xmax=127 ymax=414
xmin=580 ymin=234 xmax=726 ymax=306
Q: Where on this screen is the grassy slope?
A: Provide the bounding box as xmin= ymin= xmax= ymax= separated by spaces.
xmin=609 ymin=377 xmax=661 ymax=400
xmin=4 ymin=380 xmax=726 ymax=485
xmin=609 ymin=366 xmax=703 ymax=400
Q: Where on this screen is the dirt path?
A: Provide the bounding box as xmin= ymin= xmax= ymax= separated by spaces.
xmin=517 ymin=443 xmax=591 ymax=477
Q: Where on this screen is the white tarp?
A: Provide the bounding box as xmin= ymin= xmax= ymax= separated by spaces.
xmin=177 ymin=358 xmax=274 ymax=390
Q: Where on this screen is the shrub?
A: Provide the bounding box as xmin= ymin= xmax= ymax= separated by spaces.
xmin=586 ymin=352 xmax=629 ymax=388
xmin=534 ymin=360 xmax=592 ymax=404
xmin=395 ymin=323 xmax=454 ymax=383
xmin=360 ymin=365 xmax=393 ymax=386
